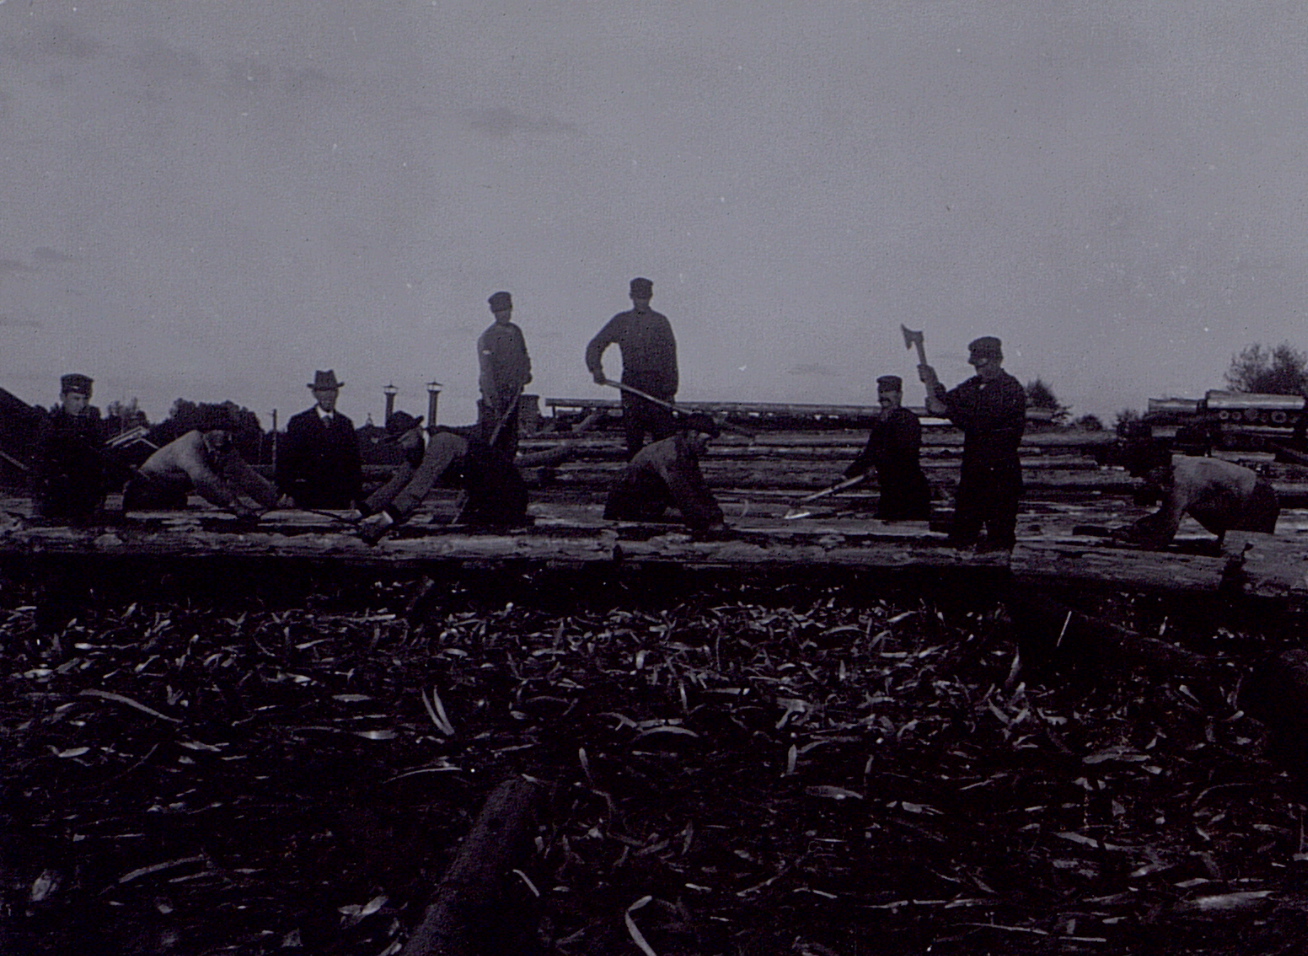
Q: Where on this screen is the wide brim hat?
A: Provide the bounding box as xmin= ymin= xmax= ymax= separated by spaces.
xmin=309 ymin=370 xmax=344 ymax=390
xmin=383 ymin=411 xmax=424 ymax=442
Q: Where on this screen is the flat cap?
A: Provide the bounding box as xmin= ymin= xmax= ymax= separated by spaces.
xmin=60 ymin=373 xmax=93 ymax=396
xmin=876 ymin=375 xmax=903 ymax=391
xmin=967 ymin=336 xmax=1003 ymax=359
xmin=629 ymin=277 xmax=653 ymax=297
xmin=488 ymin=291 xmax=513 ymax=311
xmin=384 ymin=410 xmax=423 ymax=440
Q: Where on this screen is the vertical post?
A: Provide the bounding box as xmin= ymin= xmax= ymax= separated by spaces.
xmin=384 ymin=382 xmax=398 ymax=424
xmin=426 ymin=382 xmax=442 ymax=432
xmin=270 ymin=409 xmax=278 ymax=470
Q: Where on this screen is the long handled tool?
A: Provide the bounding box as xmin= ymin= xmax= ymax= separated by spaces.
xmin=450 ymin=396 xmax=521 ymax=525
xmin=782 ymin=473 xmax=871 ymax=520
xmin=599 ymin=379 xmax=757 ymax=439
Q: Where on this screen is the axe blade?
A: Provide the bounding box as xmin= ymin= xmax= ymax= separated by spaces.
xmin=900 ymin=325 xmax=923 ymax=350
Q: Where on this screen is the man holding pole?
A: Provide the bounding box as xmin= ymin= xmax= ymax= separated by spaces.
xmin=478 ymin=291 xmax=532 ymax=457
xmin=585 ymin=276 xmax=679 ymax=457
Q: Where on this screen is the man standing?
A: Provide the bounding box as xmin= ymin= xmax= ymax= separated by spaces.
xmin=586 ymin=276 xmax=679 ymax=457
xmin=920 ymin=336 xmax=1026 ymax=550
xmin=277 ymin=370 xmax=362 ymax=509
xmin=32 ymin=373 xmax=109 ymax=523
xmin=604 ymin=413 xmax=724 ymax=534
xmin=477 ymin=291 xmax=532 ymax=457
xmin=123 ymin=409 xmax=279 ymax=519
xmin=844 ymin=375 xmax=931 ymax=520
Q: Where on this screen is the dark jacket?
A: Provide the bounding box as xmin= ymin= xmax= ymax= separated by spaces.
xmin=604 ymin=432 xmax=723 ymax=532
xmin=32 ymin=406 xmax=108 ymax=519
xmin=845 ymin=406 xmax=931 ymax=520
xmin=478 ymin=321 xmax=532 ymax=413
xmin=931 ymin=371 xmax=1026 ymax=466
xmin=277 ymin=407 xmax=363 ymax=509
xmin=585 ymin=308 xmax=678 ymax=399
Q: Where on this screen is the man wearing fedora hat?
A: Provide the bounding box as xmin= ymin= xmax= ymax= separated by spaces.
xmin=920 ymin=336 xmax=1026 ymax=550
xmin=843 ymin=375 xmax=931 ymax=520
xmin=32 ymin=373 xmax=110 ymax=523
xmin=586 ymin=277 xmax=679 ymax=457
xmin=477 ymin=291 xmax=532 ymax=457
xmin=276 ymin=370 xmax=363 ymax=510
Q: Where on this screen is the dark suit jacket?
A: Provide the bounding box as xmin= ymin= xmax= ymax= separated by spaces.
xmin=277 ymin=407 xmax=363 ymax=508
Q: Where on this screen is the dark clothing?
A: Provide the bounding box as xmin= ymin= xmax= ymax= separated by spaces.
xmin=604 ymin=432 xmax=723 ymax=533
xmin=586 ymin=307 xmax=679 ymax=456
xmin=276 ymin=408 xmax=363 ymax=509
xmin=32 ymin=406 xmax=108 ymax=521
xmin=477 ymin=320 xmax=531 ymax=456
xmin=931 ymin=371 xmax=1026 ymax=547
xmin=364 ymin=431 xmax=528 ymax=528
xmin=844 ymin=407 xmax=931 ymax=520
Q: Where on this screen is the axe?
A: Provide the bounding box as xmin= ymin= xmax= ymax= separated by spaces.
xmin=901 ymin=325 xmax=928 ymax=366
xmin=782 ymin=473 xmax=871 ymax=520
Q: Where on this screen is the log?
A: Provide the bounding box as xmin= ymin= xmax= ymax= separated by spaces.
xmin=1221 ymin=531 xmax=1308 ymax=602
xmin=402 ymin=775 xmax=542 ymax=956
xmin=1007 ymin=590 xmax=1215 ymax=677
xmin=1011 ymin=540 xmax=1229 ymax=593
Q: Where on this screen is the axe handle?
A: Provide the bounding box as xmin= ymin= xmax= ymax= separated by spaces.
xmin=912 ymin=339 xmax=927 ymax=366
xmin=600 ymin=379 xmax=757 ymax=439
xmin=796 ymin=473 xmax=869 ymax=504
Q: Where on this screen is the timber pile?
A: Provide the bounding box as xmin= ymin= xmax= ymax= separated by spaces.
xmin=2 ymin=422 xmax=1306 ymax=602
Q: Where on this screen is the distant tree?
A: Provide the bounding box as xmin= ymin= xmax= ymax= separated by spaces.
xmin=104 ymin=398 xmax=149 ymax=436
xmin=1225 ymin=342 xmax=1308 ymax=395
xmin=1114 ymin=407 xmax=1141 ymax=432
xmin=151 ymin=399 xmax=265 ymax=461
xmin=1074 ymin=414 xmax=1104 ymax=432
xmin=1025 ymin=378 xmax=1070 ymax=424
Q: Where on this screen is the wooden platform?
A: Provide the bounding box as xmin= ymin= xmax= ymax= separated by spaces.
xmin=3 ymin=426 xmax=1306 ymax=603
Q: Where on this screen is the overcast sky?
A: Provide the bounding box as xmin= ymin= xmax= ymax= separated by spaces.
xmin=2 ymin=2 xmax=1307 ymax=427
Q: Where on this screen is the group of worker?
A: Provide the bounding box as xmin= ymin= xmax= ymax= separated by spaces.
xmin=26 ymin=276 xmax=1282 ymax=550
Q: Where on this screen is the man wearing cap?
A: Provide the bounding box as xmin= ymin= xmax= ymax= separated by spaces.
xmin=477 ymin=291 xmax=532 ymax=457
xmin=276 ymin=370 xmax=363 ymax=510
xmin=843 ymin=375 xmax=931 ymax=521
xmin=604 ymin=413 xmax=725 ymax=534
xmin=355 ymin=412 xmax=529 ymax=544
xmin=920 ymin=336 xmax=1026 ymax=550
xmin=123 ymin=409 xmax=280 ymax=519
xmin=32 ymin=373 xmax=109 ymax=522
xmin=585 ymin=277 xmax=679 ymax=457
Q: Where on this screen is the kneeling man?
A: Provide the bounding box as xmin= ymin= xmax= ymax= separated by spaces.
xmin=604 ymin=413 xmax=725 ymax=534
xmin=1118 ymin=424 xmax=1278 ymax=548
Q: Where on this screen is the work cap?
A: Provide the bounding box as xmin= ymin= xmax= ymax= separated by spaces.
xmin=679 ymin=412 xmax=720 ymax=438
xmin=310 ymin=370 xmax=343 ymax=390
xmin=629 ymin=277 xmax=653 ymax=297
xmin=876 ymin=375 xmax=903 ymax=391
xmin=384 ymin=410 xmax=423 ymax=440
xmin=967 ymin=336 xmax=1003 ymax=360
xmin=488 ymin=291 xmax=513 ymax=311
xmin=60 ymin=373 xmax=93 ymax=396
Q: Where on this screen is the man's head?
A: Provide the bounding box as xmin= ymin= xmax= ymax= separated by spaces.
xmin=967 ymin=337 xmax=1004 ymax=380
xmin=60 ymin=374 xmax=93 ymax=416
xmin=629 ymin=277 xmax=653 ymax=313
xmin=309 ymin=370 xmax=342 ymax=412
xmin=876 ymin=375 xmax=903 ymax=413
xmin=679 ymin=412 xmax=719 ymax=452
xmin=384 ymin=410 xmax=425 ymax=455
xmin=488 ymin=291 xmax=513 ymax=324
